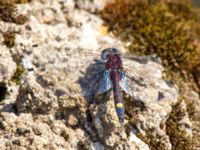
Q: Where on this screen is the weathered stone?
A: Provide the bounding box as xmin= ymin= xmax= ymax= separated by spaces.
xmin=0 ymin=0 xmax=197 ymax=150
xmin=0 ymin=46 xmax=16 ymax=82
xmin=16 ymin=78 xmax=58 ymax=115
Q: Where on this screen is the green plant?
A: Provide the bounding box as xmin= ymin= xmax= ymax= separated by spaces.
xmin=12 ymin=64 xmax=25 ymax=85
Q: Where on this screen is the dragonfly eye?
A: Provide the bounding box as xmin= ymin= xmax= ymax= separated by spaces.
xmin=101 ymin=48 xmax=112 ymax=60
xmin=111 ymin=48 xmax=120 ymax=55
xmin=101 ymin=48 xmax=121 ymax=61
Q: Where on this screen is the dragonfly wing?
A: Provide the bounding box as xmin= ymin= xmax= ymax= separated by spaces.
xmin=91 ymin=70 xmax=112 ymax=96
xmin=122 ymin=53 xmax=162 ymax=65
xmin=119 ymin=53 xmax=178 ymax=103
xmin=119 ymin=71 xmax=129 ymax=94
xmin=119 ymin=71 xmax=144 ymax=101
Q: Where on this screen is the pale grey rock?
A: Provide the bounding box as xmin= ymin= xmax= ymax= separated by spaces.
xmin=0 ymin=112 xmax=86 ymax=150
xmin=128 ymin=132 xmax=150 ymax=150
xmin=16 ymin=77 xmax=58 ymax=115
xmin=75 ymin=0 xmax=113 ymax=12
xmin=0 ymin=0 xmax=189 ymax=150
xmin=0 ymin=45 xmax=18 ymax=112
xmin=0 ymin=46 xmax=16 ymax=82
xmin=177 ymin=101 xmax=193 ymax=138
xmin=130 ymin=102 xmax=173 ymax=149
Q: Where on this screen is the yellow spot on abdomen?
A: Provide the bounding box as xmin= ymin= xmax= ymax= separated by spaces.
xmin=116 ymin=103 xmax=123 ymax=108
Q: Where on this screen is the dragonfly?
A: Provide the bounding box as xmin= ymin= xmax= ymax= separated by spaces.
xmin=32 ymin=47 xmax=177 ymax=123
xmin=92 ymin=48 xmax=127 ymax=123
xmin=80 ymin=48 xmax=178 ymax=123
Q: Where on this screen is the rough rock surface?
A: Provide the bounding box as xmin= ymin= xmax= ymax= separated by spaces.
xmin=0 ymin=0 xmax=198 ymax=150
xmin=0 ymin=47 xmax=16 ymax=83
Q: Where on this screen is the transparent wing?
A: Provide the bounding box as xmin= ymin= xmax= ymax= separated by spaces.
xmin=74 ymin=50 xmax=178 ymax=103
xmin=119 ymin=71 xmax=154 ymax=102
xmin=119 ymin=71 xmax=129 ymax=93
xmin=119 ymin=54 xmax=178 ymax=103
xmin=91 ymin=70 xmax=112 ymax=96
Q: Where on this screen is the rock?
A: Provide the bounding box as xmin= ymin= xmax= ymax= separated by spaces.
xmin=0 ymin=112 xmax=86 ymax=149
xmin=0 ymin=46 xmax=16 ymax=83
xmin=16 ymin=77 xmax=58 ymax=115
xmin=59 ymin=94 xmax=88 ymax=126
xmin=181 ymin=90 xmax=200 ymax=147
xmin=128 ymin=132 xmax=150 ymax=150
xmin=0 ymin=0 xmax=194 ymax=150
xmin=16 ymin=127 xmax=31 ymax=136
xmin=75 ymin=0 xmax=114 ymax=12
xmin=67 ymin=114 xmax=78 ymax=127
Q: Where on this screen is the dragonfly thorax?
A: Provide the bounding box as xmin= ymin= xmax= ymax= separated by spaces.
xmin=105 ymin=54 xmax=123 ymax=70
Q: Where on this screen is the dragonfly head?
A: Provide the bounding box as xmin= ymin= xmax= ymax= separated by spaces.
xmin=101 ymin=48 xmax=121 ymax=61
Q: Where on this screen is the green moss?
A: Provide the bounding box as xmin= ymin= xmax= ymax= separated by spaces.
xmin=136 ymin=132 xmax=166 ymax=150
xmin=15 ymin=0 xmax=32 ymax=3
xmin=0 ymin=2 xmax=28 ymax=24
xmin=166 ymin=101 xmax=193 ymax=150
xmin=183 ymin=93 xmax=200 ymax=147
xmin=0 ymin=1 xmax=29 ymax=48
xmin=192 ymin=122 xmax=200 ymax=147
xmin=100 ymin=0 xmax=200 ymax=93
xmin=0 ymin=0 xmax=31 ymax=5
xmin=191 ymin=64 xmax=200 ymax=92
xmin=1 ymin=30 xmax=16 ymax=48
xmin=12 ymin=64 xmax=25 ymax=85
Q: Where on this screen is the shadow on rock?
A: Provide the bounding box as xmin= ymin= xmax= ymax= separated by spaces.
xmin=77 ymin=58 xmax=106 ymax=104
xmin=0 ymin=103 xmax=17 ymax=114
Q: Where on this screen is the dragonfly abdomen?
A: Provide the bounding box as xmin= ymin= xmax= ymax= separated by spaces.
xmin=110 ymin=70 xmax=124 ymax=123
